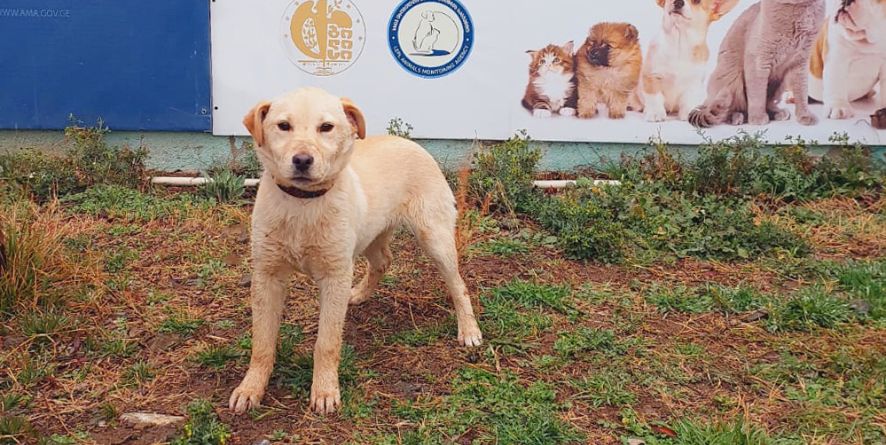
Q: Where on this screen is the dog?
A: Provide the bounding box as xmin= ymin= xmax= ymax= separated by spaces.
xmin=808 ymin=0 xmax=886 ymax=119
xmin=689 ymin=0 xmax=826 ymax=127
xmin=640 ymin=0 xmax=740 ymax=121
xmin=229 ymin=88 xmax=483 ymax=415
xmin=575 ymin=22 xmax=643 ymax=119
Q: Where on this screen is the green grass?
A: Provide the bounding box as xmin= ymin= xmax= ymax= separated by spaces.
xmin=388 ymin=318 xmax=456 ymax=346
xmin=392 ymin=368 xmax=582 ymax=444
xmin=553 ymin=328 xmax=628 ymax=358
xmin=474 ymin=237 xmax=530 ymax=257
xmin=767 ymin=287 xmax=853 ymax=332
xmin=488 ymin=280 xmax=576 ymax=315
xmin=158 ymin=311 xmax=205 ymax=336
xmin=63 ymin=185 xmax=206 ymax=222
xmin=569 ymin=370 xmax=636 ymax=407
xmin=193 ymin=345 xmax=241 ymax=370
xmin=19 ymin=311 xmax=70 ymax=347
xmin=122 ymin=360 xmax=155 ymax=386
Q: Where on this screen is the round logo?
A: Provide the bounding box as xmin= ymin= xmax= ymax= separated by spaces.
xmin=280 ymin=0 xmax=366 ymax=76
xmin=388 ymin=0 xmax=474 ymax=78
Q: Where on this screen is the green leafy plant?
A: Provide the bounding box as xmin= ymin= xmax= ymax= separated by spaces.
xmin=171 ymin=399 xmax=231 ymax=445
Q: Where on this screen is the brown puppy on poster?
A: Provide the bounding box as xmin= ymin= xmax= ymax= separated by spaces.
xmin=575 ymin=22 xmax=643 ymax=119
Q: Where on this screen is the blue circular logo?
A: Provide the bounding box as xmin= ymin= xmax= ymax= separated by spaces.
xmin=388 ymin=0 xmax=474 ymax=78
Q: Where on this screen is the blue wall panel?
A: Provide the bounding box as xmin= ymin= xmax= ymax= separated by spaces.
xmin=0 ymin=1 xmax=211 ymax=131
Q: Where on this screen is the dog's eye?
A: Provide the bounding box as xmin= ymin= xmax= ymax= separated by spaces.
xmin=277 ymin=122 xmax=291 ymax=131
xmin=553 ymin=57 xmax=560 ymax=63
xmin=319 ymin=122 xmax=335 ymax=133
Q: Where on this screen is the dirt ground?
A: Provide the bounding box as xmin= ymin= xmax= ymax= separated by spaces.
xmin=2 ymin=193 xmax=884 ymax=445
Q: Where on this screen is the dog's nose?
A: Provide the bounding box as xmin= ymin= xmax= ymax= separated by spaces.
xmin=292 ymin=154 xmax=314 ymax=172
xmin=674 ymin=0 xmax=684 ymax=9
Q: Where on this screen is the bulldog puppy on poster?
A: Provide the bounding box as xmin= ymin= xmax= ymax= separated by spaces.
xmin=807 ymin=0 xmax=886 ymax=119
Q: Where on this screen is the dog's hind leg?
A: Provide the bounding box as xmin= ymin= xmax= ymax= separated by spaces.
xmin=409 ymin=210 xmax=482 ymax=347
xmin=350 ymin=228 xmax=394 ymax=305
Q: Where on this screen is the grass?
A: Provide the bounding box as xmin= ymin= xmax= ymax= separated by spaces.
xmin=1 ymin=130 xmax=884 ymax=443
xmin=158 ymin=311 xmax=205 ymax=336
xmin=553 ymin=327 xmax=628 ymax=358
xmin=391 ymin=368 xmax=582 ymax=444
xmin=193 ymin=345 xmax=241 ymax=370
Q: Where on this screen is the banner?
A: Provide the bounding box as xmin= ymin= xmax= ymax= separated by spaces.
xmin=211 ymin=0 xmax=886 ymax=145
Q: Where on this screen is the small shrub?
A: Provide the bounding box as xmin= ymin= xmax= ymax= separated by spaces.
xmin=0 ymin=120 xmax=147 ymax=202
xmin=201 ymin=169 xmax=245 ymax=204
xmin=469 ymin=131 xmax=541 ymax=214
xmin=171 ymin=399 xmax=231 ymax=445
xmin=386 ymin=118 xmax=414 ymax=138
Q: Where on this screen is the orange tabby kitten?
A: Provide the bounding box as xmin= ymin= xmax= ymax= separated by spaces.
xmin=522 ymin=41 xmax=577 ymax=118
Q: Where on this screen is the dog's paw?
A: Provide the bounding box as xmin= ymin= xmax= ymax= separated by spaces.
xmin=457 ymin=320 xmax=483 ymax=347
xmin=729 ymin=112 xmax=745 ymax=126
xmin=577 ymin=107 xmax=597 ymax=119
xmin=748 ymin=113 xmax=770 ymax=126
xmin=229 ymin=381 xmax=265 ymax=414
xmin=532 ymin=108 xmax=552 ymax=118
xmin=826 ymin=103 xmax=854 ymax=120
xmin=349 ymin=286 xmax=370 ymax=306
xmin=558 ymin=107 xmax=576 ymax=117
xmin=644 ymin=107 xmax=667 ymax=122
xmin=310 ymin=384 xmax=341 ymax=415
xmin=796 ymin=110 xmax=818 ymax=126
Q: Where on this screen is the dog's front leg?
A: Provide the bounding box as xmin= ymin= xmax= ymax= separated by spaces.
xmin=310 ymin=267 xmax=353 ymax=415
xmin=822 ymin=48 xmax=854 ymax=119
xmin=230 ymin=264 xmax=288 ymax=414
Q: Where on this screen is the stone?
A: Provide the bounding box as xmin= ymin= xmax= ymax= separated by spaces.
xmin=119 ymin=412 xmax=185 ymax=429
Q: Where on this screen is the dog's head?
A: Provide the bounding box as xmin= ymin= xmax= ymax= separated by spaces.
xmin=580 ymin=23 xmax=639 ymax=68
xmin=656 ymin=0 xmax=739 ymax=30
xmin=836 ymin=0 xmax=886 ymax=45
xmin=243 ymin=88 xmax=366 ymax=190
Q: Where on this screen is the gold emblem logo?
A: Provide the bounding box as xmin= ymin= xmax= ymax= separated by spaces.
xmin=281 ymin=0 xmax=366 ymax=76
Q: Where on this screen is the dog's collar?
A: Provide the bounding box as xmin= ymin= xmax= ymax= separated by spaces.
xmin=276 ymin=182 xmax=330 ymax=199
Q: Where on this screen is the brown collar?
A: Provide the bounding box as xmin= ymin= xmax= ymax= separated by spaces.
xmin=276 ymin=183 xmax=330 ymax=199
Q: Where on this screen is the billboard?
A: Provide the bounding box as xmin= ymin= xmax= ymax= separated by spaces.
xmin=0 ymin=1 xmax=211 ymax=131
xmin=210 ymin=0 xmax=886 ymax=144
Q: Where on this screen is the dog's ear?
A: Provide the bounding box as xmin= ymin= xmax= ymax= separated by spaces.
xmin=656 ymin=0 xmax=666 ymax=8
xmin=243 ymin=101 xmax=272 ymax=147
xmin=341 ymin=97 xmax=366 ymax=139
xmin=525 ymin=49 xmax=538 ymax=57
xmin=710 ymin=0 xmax=740 ymax=21
xmin=624 ymin=24 xmax=639 ymax=42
